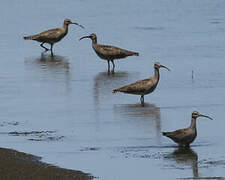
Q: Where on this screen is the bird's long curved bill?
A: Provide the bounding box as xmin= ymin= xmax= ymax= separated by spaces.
xmin=199 ymin=114 xmax=213 ymax=120
xmin=72 ymin=22 xmax=85 ymax=29
xmin=160 ymin=65 xmax=171 ymax=71
xmin=79 ymin=36 xmax=90 ymax=41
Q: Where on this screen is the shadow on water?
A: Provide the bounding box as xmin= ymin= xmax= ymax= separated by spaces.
xmin=93 ymin=71 xmax=139 ymax=105
xmin=25 ymin=52 xmax=70 ymax=72
xmin=113 ymin=103 xmax=161 ymax=138
xmin=134 ymin=26 xmax=165 ymax=31
xmin=92 ymin=71 xmax=133 ymax=128
xmin=113 ymin=103 xmax=160 ymax=118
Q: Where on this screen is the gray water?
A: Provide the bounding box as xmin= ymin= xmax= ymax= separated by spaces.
xmin=1 ymin=0 xmax=225 ymax=179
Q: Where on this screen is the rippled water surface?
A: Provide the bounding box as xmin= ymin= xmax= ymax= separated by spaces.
xmin=1 ymin=0 xmax=225 ymax=179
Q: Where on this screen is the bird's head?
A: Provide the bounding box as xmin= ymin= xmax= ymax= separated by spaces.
xmin=79 ymin=33 xmax=97 ymax=43
xmin=64 ymin=19 xmax=84 ymax=29
xmin=192 ymin=111 xmax=213 ymax=120
xmin=154 ymin=62 xmax=170 ymax=71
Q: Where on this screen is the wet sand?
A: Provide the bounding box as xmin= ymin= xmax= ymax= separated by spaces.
xmin=0 ymin=147 xmax=93 ymax=180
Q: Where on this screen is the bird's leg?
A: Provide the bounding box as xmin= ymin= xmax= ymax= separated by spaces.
xmin=40 ymin=43 xmax=49 ymax=51
xmin=107 ymin=60 xmax=110 ymax=74
xmin=178 ymin=144 xmax=184 ymax=148
xmin=140 ymin=95 xmax=144 ymax=107
xmin=185 ymin=144 xmax=190 ymax=148
xmin=111 ymin=60 xmax=115 ymax=74
xmin=50 ymin=44 xmax=54 ymax=57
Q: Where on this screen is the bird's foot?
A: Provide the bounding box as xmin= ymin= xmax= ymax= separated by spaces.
xmin=106 ymin=69 xmax=115 ymax=75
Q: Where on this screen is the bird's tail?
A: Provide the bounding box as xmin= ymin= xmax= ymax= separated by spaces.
xmin=125 ymin=50 xmax=139 ymax=57
xmin=162 ymin=132 xmax=167 ymax=136
xmin=132 ymin=52 xmax=139 ymax=56
xmin=23 ymin=35 xmax=38 ymax=40
xmin=112 ymin=89 xmax=120 ymax=93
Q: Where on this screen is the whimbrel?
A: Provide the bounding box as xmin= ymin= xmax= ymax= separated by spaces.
xmin=162 ymin=111 xmax=213 ymax=147
xmin=24 ymin=19 xmax=84 ymax=56
xmin=79 ymin=33 xmax=139 ymax=73
xmin=113 ymin=62 xmax=170 ymax=106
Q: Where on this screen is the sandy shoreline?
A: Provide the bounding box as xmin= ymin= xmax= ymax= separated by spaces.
xmin=0 ymin=147 xmax=93 ymax=180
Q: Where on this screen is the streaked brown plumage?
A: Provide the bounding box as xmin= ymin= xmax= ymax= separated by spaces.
xmin=113 ymin=62 xmax=170 ymax=106
xmin=24 ymin=19 xmax=84 ymax=56
xmin=162 ymin=111 xmax=213 ymax=147
xmin=79 ymin=33 xmax=139 ymax=73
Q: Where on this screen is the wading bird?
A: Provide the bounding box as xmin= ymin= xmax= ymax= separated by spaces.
xmin=24 ymin=19 xmax=84 ymax=56
xmin=162 ymin=111 xmax=213 ymax=147
xmin=79 ymin=33 xmax=139 ymax=73
xmin=113 ymin=62 xmax=170 ymax=106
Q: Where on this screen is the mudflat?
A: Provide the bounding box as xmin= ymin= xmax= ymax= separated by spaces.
xmin=0 ymin=147 xmax=93 ymax=180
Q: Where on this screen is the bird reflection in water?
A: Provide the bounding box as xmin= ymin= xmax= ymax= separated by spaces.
xmin=93 ymin=71 xmax=138 ymax=106
xmin=24 ymin=52 xmax=71 ymax=95
xmin=36 ymin=52 xmax=69 ymax=70
xmin=25 ymin=52 xmax=70 ymax=72
xmin=93 ymin=71 xmax=138 ymax=130
xmin=164 ymin=147 xmax=199 ymax=179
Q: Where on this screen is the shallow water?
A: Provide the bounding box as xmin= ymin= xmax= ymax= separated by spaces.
xmin=1 ymin=0 xmax=225 ymax=179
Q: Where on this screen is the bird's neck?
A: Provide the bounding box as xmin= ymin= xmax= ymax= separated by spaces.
xmin=190 ymin=117 xmax=197 ymax=129
xmin=63 ymin=24 xmax=69 ymax=34
xmin=92 ymin=38 xmax=97 ymax=44
xmin=154 ymin=68 xmax=160 ymax=81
